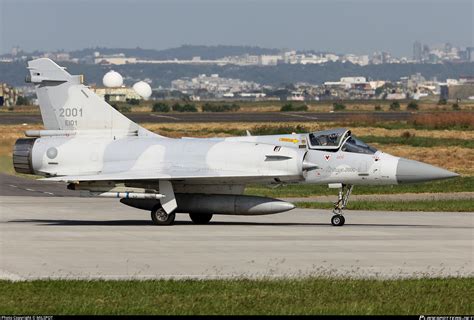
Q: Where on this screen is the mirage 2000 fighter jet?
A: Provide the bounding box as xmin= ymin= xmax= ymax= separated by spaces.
xmin=13 ymin=59 xmax=459 ymax=226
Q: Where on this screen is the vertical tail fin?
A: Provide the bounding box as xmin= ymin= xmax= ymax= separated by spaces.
xmin=27 ymin=58 xmax=147 ymax=135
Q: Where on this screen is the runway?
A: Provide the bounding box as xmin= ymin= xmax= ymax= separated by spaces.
xmin=0 ymin=173 xmax=78 ymax=197
xmin=0 ymin=111 xmax=415 ymax=124
xmin=1 ymin=195 xmax=472 ymax=280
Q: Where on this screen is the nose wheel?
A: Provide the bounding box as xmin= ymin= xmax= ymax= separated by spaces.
xmin=331 ymin=184 xmax=353 ymax=227
xmin=331 ymin=214 xmax=345 ymax=226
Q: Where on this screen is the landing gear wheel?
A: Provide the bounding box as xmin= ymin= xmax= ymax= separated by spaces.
xmin=151 ymin=206 xmax=176 ymax=225
xmin=331 ymin=214 xmax=345 ymax=226
xmin=330 ymin=184 xmax=353 ymax=227
xmin=189 ymin=213 xmax=213 ymax=224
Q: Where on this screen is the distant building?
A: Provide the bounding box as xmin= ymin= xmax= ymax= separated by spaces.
xmin=369 ymin=80 xmax=386 ymax=90
xmin=41 ymin=51 xmax=72 ymax=62
xmin=258 ymin=55 xmax=280 ymax=66
xmin=343 ymin=54 xmax=369 ymax=66
xmin=94 ymin=53 xmax=137 ymax=65
xmin=171 ymin=74 xmax=261 ymax=97
xmin=468 ymin=47 xmax=474 ymax=62
xmin=92 ymin=87 xmax=141 ymax=102
xmin=413 ymin=41 xmax=422 ymax=62
xmin=11 ymin=46 xmax=21 ymax=57
xmin=459 ymin=76 xmax=474 ymax=84
xmin=386 ymin=93 xmax=406 ymax=100
xmin=371 ymin=51 xmax=383 ymax=64
xmin=447 ymin=84 xmax=474 ymax=100
xmin=55 ymin=52 xmax=71 ymax=62
xmin=439 ymin=85 xmax=449 ymax=100
xmin=287 ymin=91 xmax=305 ymax=101
xmin=446 ymin=79 xmax=459 ymax=86
xmin=240 ymin=92 xmax=267 ymax=99
xmin=422 ymin=45 xmax=430 ymax=61
xmin=325 ymin=77 xmax=367 ymax=90
xmin=340 ymin=77 xmax=367 ymax=84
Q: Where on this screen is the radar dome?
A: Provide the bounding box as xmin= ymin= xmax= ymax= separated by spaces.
xmin=103 ymin=71 xmax=123 ymax=88
xmin=133 ymin=81 xmax=152 ymax=99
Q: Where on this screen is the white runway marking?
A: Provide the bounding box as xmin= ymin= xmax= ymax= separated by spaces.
xmin=5 ymin=182 xmax=56 ymax=196
xmin=285 ymin=113 xmax=319 ymax=120
xmin=149 ymin=114 xmax=181 ymax=120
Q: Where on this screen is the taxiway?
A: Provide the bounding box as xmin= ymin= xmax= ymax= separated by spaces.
xmin=1 ymin=195 xmax=472 ymax=280
xmin=0 ymin=111 xmax=413 ymax=124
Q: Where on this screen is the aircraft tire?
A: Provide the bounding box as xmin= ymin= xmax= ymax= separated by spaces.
xmin=189 ymin=213 xmax=213 ymax=224
xmin=151 ymin=207 xmax=176 ymax=225
xmin=331 ymin=214 xmax=345 ymax=226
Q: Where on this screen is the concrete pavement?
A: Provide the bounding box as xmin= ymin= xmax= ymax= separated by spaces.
xmin=1 ymin=196 xmax=472 ymax=280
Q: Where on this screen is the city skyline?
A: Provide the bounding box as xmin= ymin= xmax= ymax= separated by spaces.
xmin=1 ymin=0 xmax=472 ymax=56
xmin=3 ymin=40 xmax=473 ymax=68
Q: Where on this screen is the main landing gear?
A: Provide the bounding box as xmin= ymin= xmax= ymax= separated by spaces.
xmin=151 ymin=206 xmax=176 ymax=226
xmin=189 ymin=213 xmax=213 ymax=224
xmin=150 ymin=207 xmax=214 ymax=226
xmin=151 ymin=180 xmax=178 ymax=226
xmin=331 ymin=184 xmax=353 ymax=226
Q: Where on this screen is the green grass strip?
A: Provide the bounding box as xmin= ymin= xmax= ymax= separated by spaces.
xmin=245 ymin=177 xmax=473 ymax=198
xmin=297 ymin=199 xmax=474 ymax=212
xmin=0 ymin=278 xmax=472 ymax=315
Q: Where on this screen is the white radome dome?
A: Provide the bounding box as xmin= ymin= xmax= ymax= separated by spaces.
xmin=133 ymin=81 xmax=152 ymax=99
xmin=103 ymin=71 xmax=123 ymax=88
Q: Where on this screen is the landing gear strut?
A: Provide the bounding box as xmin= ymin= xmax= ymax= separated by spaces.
xmin=331 ymin=184 xmax=353 ymax=226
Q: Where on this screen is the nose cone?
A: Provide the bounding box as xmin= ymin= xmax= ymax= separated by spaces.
xmin=396 ymin=158 xmax=459 ymax=184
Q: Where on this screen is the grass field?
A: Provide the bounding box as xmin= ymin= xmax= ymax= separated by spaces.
xmin=297 ymin=199 xmax=474 ymax=212
xmin=0 ymin=278 xmax=472 ymax=315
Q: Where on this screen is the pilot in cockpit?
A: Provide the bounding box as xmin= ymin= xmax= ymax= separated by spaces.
xmin=328 ymin=133 xmax=338 ymax=145
xmin=319 ymin=135 xmax=328 ymax=146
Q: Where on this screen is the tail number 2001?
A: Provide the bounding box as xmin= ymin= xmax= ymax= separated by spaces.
xmin=59 ymin=107 xmax=83 ymax=127
xmin=59 ymin=107 xmax=83 ymax=118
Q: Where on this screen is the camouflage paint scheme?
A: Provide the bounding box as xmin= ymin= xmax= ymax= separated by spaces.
xmin=13 ymin=59 xmax=458 ymax=225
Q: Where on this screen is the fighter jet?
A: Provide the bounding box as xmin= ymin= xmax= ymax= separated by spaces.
xmin=13 ymin=58 xmax=459 ymax=226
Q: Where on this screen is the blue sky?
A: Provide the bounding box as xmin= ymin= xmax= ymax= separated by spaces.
xmin=0 ymin=0 xmax=472 ymax=56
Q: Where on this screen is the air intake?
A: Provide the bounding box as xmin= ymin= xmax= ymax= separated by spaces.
xmin=13 ymin=138 xmax=37 ymax=174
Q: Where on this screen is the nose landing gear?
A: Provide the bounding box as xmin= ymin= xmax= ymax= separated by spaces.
xmin=331 ymin=214 xmax=345 ymax=226
xmin=331 ymin=184 xmax=353 ymax=226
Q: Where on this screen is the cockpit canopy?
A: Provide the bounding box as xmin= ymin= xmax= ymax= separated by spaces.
xmin=308 ymin=128 xmax=377 ymax=154
xmin=308 ymin=128 xmax=350 ymax=150
xmin=341 ymin=136 xmax=378 ymax=154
